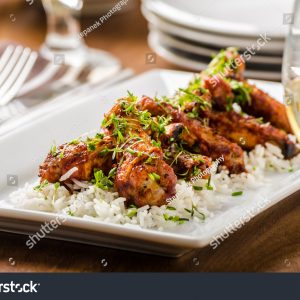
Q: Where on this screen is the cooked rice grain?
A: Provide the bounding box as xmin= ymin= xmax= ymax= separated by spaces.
xmin=10 ymin=143 xmax=300 ymax=230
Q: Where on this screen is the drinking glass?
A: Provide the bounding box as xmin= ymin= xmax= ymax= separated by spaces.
xmin=282 ymin=0 xmax=300 ymax=141
xmin=40 ymin=0 xmax=121 ymax=83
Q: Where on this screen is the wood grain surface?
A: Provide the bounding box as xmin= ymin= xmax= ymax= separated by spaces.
xmin=0 ymin=1 xmax=300 ymax=272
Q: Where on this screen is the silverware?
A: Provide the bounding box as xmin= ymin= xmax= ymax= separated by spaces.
xmin=0 ymin=68 xmax=134 ymax=132
xmin=0 ymin=100 xmax=26 ymax=125
xmin=0 ymin=45 xmax=37 ymax=106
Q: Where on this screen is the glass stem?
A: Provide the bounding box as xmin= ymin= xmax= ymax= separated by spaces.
xmin=42 ymin=0 xmax=85 ymax=53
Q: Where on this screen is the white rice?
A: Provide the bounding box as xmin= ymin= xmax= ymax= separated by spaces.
xmin=9 ymin=143 xmax=300 ymax=231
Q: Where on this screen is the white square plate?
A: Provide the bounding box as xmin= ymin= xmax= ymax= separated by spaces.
xmin=0 ymin=69 xmax=299 ymax=257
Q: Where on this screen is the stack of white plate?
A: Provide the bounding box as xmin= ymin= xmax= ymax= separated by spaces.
xmin=142 ymin=0 xmax=294 ymax=80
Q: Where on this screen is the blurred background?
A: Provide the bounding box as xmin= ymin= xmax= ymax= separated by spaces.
xmin=0 ymin=0 xmax=296 ymax=129
xmin=0 ymin=0 xmax=174 ymax=73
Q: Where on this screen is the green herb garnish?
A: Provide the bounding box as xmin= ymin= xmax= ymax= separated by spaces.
xmin=184 ymin=204 xmax=206 ymax=220
xmin=50 ymin=144 xmax=58 ymax=156
xmin=68 ymin=139 xmax=80 ymax=145
xmin=163 ymin=214 xmax=189 ymax=224
xmin=205 ymin=176 xmax=213 ymax=190
xmin=34 ymin=180 xmax=49 ymax=191
xmin=54 ymin=182 xmax=60 ymax=190
xmin=127 ymin=208 xmax=138 ymax=218
xmin=148 ymin=172 xmax=160 ymax=182
xmin=166 ymin=206 xmax=176 ymax=211
xmin=87 ymin=142 xmax=96 ymax=151
xmin=193 ymin=186 xmax=203 ymax=191
xmin=232 ymin=191 xmax=243 ymax=197
xmin=93 ymin=169 xmax=114 ymax=190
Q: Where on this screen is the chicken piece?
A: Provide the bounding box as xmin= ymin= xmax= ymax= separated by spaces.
xmin=115 ymin=145 xmax=177 ymax=207
xmin=201 ymin=48 xmax=292 ymax=133
xmin=204 ymin=47 xmax=245 ymax=81
xmin=137 ymin=96 xmax=246 ymax=174
xmin=177 ymin=86 xmax=298 ymax=159
xmin=201 ymin=74 xmax=235 ymax=111
xmin=163 ymin=143 xmax=212 ymax=180
xmin=207 ymin=111 xmax=298 ymax=159
xmin=102 ymin=99 xmax=177 ymax=207
xmin=244 ymin=83 xmax=292 ymax=133
xmin=39 ymin=135 xmax=114 ymax=183
xmin=160 ymin=123 xmax=212 ymax=180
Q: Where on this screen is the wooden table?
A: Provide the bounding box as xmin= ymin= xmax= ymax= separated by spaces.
xmin=0 ymin=1 xmax=300 ymax=272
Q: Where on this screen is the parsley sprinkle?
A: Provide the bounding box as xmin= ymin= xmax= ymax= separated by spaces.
xmin=95 ymin=133 xmax=104 ymax=139
xmin=50 ymin=144 xmax=57 ymax=156
xmin=166 ymin=206 xmax=176 ymax=211
xmin=59 ymin=150 xmax=64 ymax=159
xmin=127 ymin=208 xmax=138 ymax=218
xmin=87 ymin=142 xmax=96 ymax=151
xmin=148 ymin=172 xmax=160 ymax=182
xmin=93 ymin=169 xmax=114 ymax=190
xmin=205 ymin=176 xmax=213 ymax=190
xmin=151 ymin=140 xmax=161 ymax=147
xmin=67 ymin=209 xmax=75 ymax=216
xmin=193 ymin=186 xmax=203 ymax=191
xmin=99 ymin=147 xmax=110 ymax=157
xmin=232 ymin=191 xmax=243 ymax=197
xmin=68 ymin=139 xmax=80 ymax=145
xmin=34 ymin=180 xmax=49 ymax=191
xmin=184 ymin=205 xmax=206 ymax=220
xmin=163 ymin=214 xmax=189 ymax=224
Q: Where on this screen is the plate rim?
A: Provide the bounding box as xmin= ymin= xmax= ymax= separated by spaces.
xmin=150 ymin=29 xmax=283 ymax=66
xmin=148 ymin=33 xmax=282 ymax=81
xmin=141 ymin=6 xmax=284 ymax=53
xmin=0 ymin=69 xmax=298 ymax=252
xmin=143 ymin=0 xmax=290 ymax=39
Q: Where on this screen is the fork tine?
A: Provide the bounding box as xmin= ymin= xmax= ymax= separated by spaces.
xmin=0 ymin=51 xmax=37 ymax=106
xmin=0 ymin=45 xmax=15 ymax=74
xmin=0 ymin=47 xmax=31 ymax=98
xmin=0 ymin=45 xmax=23 ymax=87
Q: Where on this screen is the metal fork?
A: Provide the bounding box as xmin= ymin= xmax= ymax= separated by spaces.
xmin=0 ymin=45 xmax=37 ymax=106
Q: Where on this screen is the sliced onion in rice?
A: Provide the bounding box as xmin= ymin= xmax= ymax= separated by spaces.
xmin=64 ymin=183 xmax=74 ymax=190
xmin=59 ymin=167 xmax=78 ymax=181
xmin=71 ymin=178 xmax=89 ymax=189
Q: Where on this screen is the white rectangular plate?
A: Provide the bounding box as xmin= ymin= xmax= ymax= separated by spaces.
xmin=0 ymin=69 xmax=299 ymax=257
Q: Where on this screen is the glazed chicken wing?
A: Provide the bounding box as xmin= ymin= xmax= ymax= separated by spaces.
xmin=39 ymin=135 xmax=114 ymax=183
xmin=137 ymin=96 xmax=246 ymax=173
xmin=176 ymin=84 xmax=298 ymax=158
xmin=207 ymin=111 xmax=298 ymax=158
xmin=102 ymin=99 xmax=177 ymax=207
xmin=244 ymin=83 xmax=292 ymax=133
xmin=202 ymin=47 xmax=292 ymax=133
xmin=160 ymin=123 xmax=212 ymax=180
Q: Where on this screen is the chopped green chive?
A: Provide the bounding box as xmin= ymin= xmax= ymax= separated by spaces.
xmin=54 ymin=182 xmax=60 ymax=190
xmin=68 ymin=139 xmax=80 ymax=145
xmin=185 ymin=205 xmax=206 ymax=220
xmin=148 ymin=172 xmax=160 ymax=182
xmin=205 ymin=176 xmax=213 ymax=190
xmin=87 ymin=142 xmax=96 ymax=151
xmin=166 ymin=206 xmax=176 ymax=211
xmin=127 ymin=208 xmax=138 ymax=218
xmin=50 ymin=144 xmax=57 ymax=156
xmin=93 ymin=169 xmax=113 ymax=190
xmin=232 ymin=191 xmax=243 ymax=197
xmin=34 ymin=180 xmax=49 ymax=191
xmin=163 ymin=214 xmax=189 ymax=224
xmin=193 ymin=186 xmax=203 ymax=191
